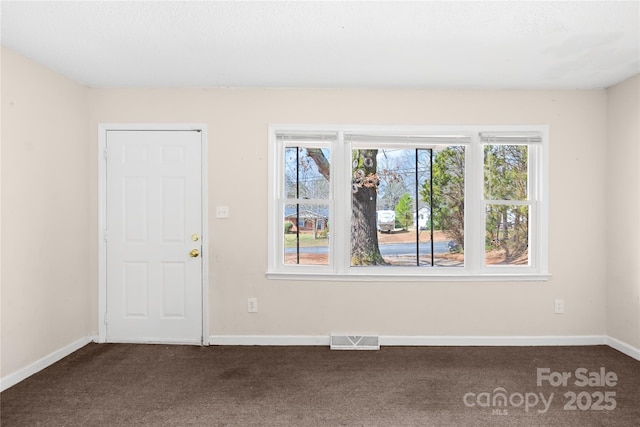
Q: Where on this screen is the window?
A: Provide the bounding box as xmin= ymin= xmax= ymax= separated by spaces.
xmin=268 ymin=126 xmax=549 ymax=281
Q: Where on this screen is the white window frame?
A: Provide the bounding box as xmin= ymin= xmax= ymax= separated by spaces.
xmin=267 ymin=125 xmax=550 ymax=282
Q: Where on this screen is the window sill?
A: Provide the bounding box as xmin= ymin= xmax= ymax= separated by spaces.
xmin=266 ymin=271 xmax=551 ymax=282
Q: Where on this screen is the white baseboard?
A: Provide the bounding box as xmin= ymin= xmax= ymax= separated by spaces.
xmin=0 ymin=336 xmax=94 ymax=392
xmin=209 ymin=334 xmax=639 ymax=361
xmin=209 ymin=335 xmax=330 ymax=346
xmin=605 ymin=336 xmax=640 ymax=361
xmin=105 ymin=338 xmax=201 ymax=345
xmin=209 ymin=334 xmax=608 ymax=347
xmin=379 ymin=335 xmax=608 ymax=346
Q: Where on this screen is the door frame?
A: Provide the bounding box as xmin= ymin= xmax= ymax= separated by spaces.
xmin=97 ymin=123 xmax=209 ymax=344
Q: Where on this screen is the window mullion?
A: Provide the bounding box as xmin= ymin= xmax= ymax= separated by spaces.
xmin=530 ymin=142 xmax=545 ymax=272
xmin=269 ymin=133 xmax=283 ymax=272
xmin=295 ymin=147 xmax=300 ymax=264
xmin=334 ymin=131 xmax=349 ymax=274
xmin=467 ymin=133 xmax=484 ymax=274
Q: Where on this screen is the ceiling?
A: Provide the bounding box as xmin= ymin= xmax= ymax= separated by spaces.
xmin=1 ymin=1 xmax=639 ymax=89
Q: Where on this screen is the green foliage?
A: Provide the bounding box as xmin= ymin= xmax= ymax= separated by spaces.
xmin=395 ymin=193 xmax=414 ymax=230
xmin=284 ymin=221 xmax=293 ymax=234
xmin=418 ymin=144 xmax=528 ymax=260
xmin=484 ymin=145 xmax=529 ymax=261
xmin=484 ymin=145 xmax=527 ymax=200
xmin=420 ymin=146 xmax=465 ymax=248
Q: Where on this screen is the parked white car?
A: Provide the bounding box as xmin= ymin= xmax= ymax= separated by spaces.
xmin=376 ymin=210 xmax=396 ymax=233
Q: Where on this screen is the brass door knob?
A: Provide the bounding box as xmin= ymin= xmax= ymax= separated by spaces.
xmin=189 ymin=249 xmax=200 ymax=258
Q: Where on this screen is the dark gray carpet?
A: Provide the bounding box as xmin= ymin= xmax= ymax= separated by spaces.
xmin=1 ymin=344 xmax=638 ymax=426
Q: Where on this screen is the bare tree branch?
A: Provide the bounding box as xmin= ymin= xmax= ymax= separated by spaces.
xmin=305 ymin=148 xmax=330 ymax=181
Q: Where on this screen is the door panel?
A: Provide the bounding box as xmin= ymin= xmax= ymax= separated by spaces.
xmin=106 ymin=130 xmax=202 ymax=343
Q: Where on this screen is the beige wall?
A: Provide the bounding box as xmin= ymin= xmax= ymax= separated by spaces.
xmin=1 ymin=48 xmax=92 ymax=377
xmin=606 ymin=75 xmax=640 ymax=349
xmin=88 ymin=87 xmax=608 ymax=338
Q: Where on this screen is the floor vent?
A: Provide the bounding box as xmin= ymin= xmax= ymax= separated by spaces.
xmin=330 ymin=335 xmax=380 ymax=350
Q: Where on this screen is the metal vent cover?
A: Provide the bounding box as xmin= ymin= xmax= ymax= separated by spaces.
xmin=330 ymin=334 xmax=380 ymax=350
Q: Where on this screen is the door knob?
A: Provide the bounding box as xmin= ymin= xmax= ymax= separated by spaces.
xmin=189 ymin=249 xmax=200 ymax=257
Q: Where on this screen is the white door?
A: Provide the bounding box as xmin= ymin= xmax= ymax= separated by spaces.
xmin=105 ymin=130 xmax=203 ymax=344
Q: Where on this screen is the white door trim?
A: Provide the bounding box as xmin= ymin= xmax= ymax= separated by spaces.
xmin=98 ymin=123 xmax=209 ymax=344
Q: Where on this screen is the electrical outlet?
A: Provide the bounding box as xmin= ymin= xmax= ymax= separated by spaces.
xmin=554 ymin=299 xmax=565 ymax=314
xmin=247 ymin=297 xmax=258 ymax=313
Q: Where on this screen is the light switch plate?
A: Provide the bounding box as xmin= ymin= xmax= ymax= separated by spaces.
xmin=216 ymin=206 xmax=229 ymax=218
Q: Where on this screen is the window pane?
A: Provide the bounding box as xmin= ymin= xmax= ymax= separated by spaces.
xmin=284 ymin=203 xmax=329 ymax=265
xmin=284 ymin=147 xmax=330 ymax=199
xmin=484 ymin=145 xmax=528 ymax=200
xmin=350 ymin=146 xmax=464 ymax=267
xmin=485 ymin=205 xmax=529 ymax=266
xmin=427 ymin=146 xmax=465 ymax=267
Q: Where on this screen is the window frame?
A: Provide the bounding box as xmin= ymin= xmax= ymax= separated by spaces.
xmin=267 ymin=125 xmax=549 ymax=281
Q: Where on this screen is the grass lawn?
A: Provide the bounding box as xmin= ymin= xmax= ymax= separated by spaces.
xmin=283 ymin=232 xmax=329 ymax=247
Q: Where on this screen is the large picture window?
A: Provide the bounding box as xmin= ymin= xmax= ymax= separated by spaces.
xmin=268 ymin=126 xmax=549 ymax=281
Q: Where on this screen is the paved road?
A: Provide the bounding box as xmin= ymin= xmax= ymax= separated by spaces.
xmin=380 ymin=241 xmax=450 ymax=255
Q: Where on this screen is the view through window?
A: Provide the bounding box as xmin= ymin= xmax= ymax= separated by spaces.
xmin=350 ymin=146 xmax=465 ymax=267
xmin=270 ymin=127 xmax=548 ymax=280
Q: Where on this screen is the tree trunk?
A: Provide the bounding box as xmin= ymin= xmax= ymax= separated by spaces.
xmin=351 ymin=185 xmax=385 ymax=265
xmin=305 ymin=147 xmax=385 ymax=265
xmin=351 ymin=149 xmax=386 ymax=265
xmin=502 ymin=209 xmax=510 ymax=260
xmin=312 ymin=217 xmax=322 ymax=239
